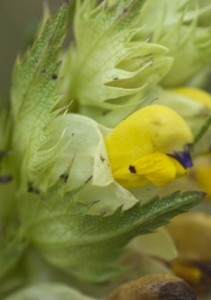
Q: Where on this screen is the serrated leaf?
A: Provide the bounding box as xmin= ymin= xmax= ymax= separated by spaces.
xmin=26 ymin=190 xmax=203 ymax=282
xmin=11 ymin=3 xmax=68 ymax=157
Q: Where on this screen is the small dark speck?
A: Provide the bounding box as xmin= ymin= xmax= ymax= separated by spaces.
xmin=72 ymin=132 xmax=75 ymax=136
xmin=0 ymin=175 xmax=12 ymax=183
xmin=60 ymin=173 xmax=69 ymax=183
xmin=129 ymin=165 xmax=136 ymax=174
xmin=90 ymin=199 xmax=100 ymax=205
xmin=100 ymin=154 xmax=105 ymax=162
xmin=113 ymin=77 xmax=119 ymax=81
xmin=150 ymin=97 xmax=158 ymax=105
xmin=102 ymin=109 xmax=111 ymax=116
xmin=27 ymin=183 xmax=40 ymax=195
xmin=99 ymin=211 xmax=108 ymax=217
xmin=152 ymin=120 xmax=161 ymax=125
xmin=122 ymin=7 xmax=128 ymax=14
xmin=52 ymin=74 xmax=58 ymax=80
xmin=85 ymin=175 xmax=93 ymax=184
xmin=41 ymin=69 xmax=46 ymax=74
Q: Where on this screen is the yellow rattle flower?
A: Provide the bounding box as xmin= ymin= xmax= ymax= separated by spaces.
xmin=171 ymin=88 xmax=211 ymax=198
xmin=171 ymin=87 xmax=211 ymax=109
xmin=105 ymin=105 xmax=193 ymax=188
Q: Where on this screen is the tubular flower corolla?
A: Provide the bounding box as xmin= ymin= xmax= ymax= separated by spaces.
xmin=105 ymin=105 xmax=193 ymax=188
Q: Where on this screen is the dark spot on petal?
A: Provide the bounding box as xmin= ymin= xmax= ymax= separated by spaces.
xmin=152 ymin=120 xmax=161 ymax=125
xmin=52 ymin=74 xmax=58 ymax=80
xmin=159 ymin=281 xmax=196 ymax=300
xmin=129 ymin=165 xmax=136 ymax=174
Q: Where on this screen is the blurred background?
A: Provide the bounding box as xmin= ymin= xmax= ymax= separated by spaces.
xmin=0 ymin=0 xmax=60 ymax=100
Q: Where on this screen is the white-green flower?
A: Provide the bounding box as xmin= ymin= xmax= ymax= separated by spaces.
xmin=136 ymin=0 xmax=211 ymax=87
xmin=59 ymin=0 xmax=173 ymax=127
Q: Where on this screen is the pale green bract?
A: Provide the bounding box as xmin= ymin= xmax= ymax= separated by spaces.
xmin=136 ymin=0 xmax=211 ymax=87
xmin=59 ymin=0 xmax=173 ymax=127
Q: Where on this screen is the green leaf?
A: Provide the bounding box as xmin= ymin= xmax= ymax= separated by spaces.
xmin=11 ymin=3 xmax=68 ymax=158
xmin=26 ymin=190 xmax=203 ymax=282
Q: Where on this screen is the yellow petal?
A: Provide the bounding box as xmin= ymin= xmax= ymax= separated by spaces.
xmin=113 ymin=152 xmax=186 ymax=188
xmin=194 ymin=166 xmax=211 ymax=197
xmin=191 ymin=154 xmax=211 ymax=198
xmin=171 ymin=87 xmax=211 ymax=109
xmin=105 ymin=105 xmax=192 ymax=188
